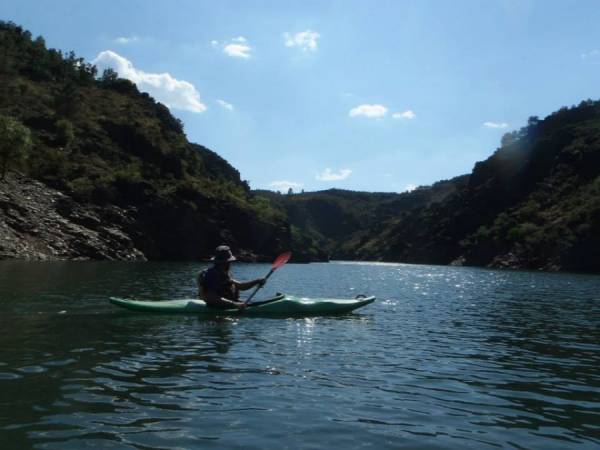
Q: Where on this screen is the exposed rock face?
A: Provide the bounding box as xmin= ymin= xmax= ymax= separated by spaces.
xmin=0 ymin=20 xmax=327 ymax=263
xmin=0 ymin=174 xmax=145 ymax=260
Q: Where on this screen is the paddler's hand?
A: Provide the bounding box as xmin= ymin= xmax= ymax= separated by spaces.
xmin=237 ymin=302 xmax=247 ymax=311
xmin=256 ymin=278 xmax=266 ymax=287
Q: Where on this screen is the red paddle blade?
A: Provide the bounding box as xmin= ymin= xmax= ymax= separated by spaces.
xmin=272 ymin=251 xmax=292 ymax=269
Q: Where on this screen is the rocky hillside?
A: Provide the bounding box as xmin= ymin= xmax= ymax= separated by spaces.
xmin=256 ymin=178 xmax=467 ymax=258
xmin=0 ymin=173 xmax=143 ymax=260
xmin=258 ymin=100 xmax=600 ymax=273
xmin=0 ymin=21 xmax=324 ymax=262
xmin=2 ymin=21 xmax=598 ymax=272
xmin=349 ymin=102 xmax=600 ymax=272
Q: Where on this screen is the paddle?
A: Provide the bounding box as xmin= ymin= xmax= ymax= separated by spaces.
xmin=244 ymin=251 xmax=292 ymax=305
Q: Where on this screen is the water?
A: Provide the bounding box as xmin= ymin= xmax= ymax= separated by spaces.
xmin=0 ymin=261 xmax=599 ymax=449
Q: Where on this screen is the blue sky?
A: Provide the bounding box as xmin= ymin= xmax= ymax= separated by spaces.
xmin=2 ymin=0 xmax=600 ymax=192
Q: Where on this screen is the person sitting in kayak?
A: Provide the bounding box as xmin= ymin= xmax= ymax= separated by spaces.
xmin=198 ymin=245 xmax=266 ymax=310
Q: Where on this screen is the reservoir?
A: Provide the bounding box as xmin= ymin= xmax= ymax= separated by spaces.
xmin=0 ymin=261 xmax=599 ymax=449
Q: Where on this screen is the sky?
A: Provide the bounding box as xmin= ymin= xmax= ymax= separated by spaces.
xmin=2 ymin=0 xmax=600 ymax=193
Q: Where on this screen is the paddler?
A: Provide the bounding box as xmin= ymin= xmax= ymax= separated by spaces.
xmin=198 ymin=245 xmax=266 ymax=310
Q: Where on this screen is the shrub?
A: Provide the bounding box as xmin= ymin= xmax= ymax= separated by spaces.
xmin=507 ymin=222 xmax=539 ymax=242
xmin=55 ymin=118 xmax=75 ymax=148
xmin=0 ymin=114 xmax=32 ymax=179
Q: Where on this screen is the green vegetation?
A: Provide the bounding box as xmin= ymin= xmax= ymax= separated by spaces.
xmin=255 ymin=179 xmax=467 ymax=258
xmin=0 ymin=20 xmax=323 ymax=261
xmin=0 ymin=114 xmax=32 ymax=179
xmin=2 ymin=20 xmax=599 ymax=270
xmin=343 ymin=101 xmax=600 ymax=272
xmin=257 ymin=100 xmax=600 ymax=272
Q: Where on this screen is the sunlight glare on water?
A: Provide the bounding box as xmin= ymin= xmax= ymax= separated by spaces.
xmin=0 ymin=260 xmax=599 ymax=449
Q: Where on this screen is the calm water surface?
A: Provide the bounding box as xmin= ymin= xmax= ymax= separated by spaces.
xmin=0 ymin=261 xmax=599 ymax=449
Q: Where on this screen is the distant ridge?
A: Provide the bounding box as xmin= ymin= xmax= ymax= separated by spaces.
xmin=2 ymin=20 xmax=599 ymax=272
xmin=258 ymin=102 xmax=600 ymax=273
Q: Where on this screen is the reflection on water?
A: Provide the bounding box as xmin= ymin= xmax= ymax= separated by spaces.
xmin=0 ymin=261 xmax=599 ymax=449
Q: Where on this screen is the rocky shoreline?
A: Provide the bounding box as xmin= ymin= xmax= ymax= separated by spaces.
xmin=0 ymin=174 xmax=145 ymax=261
xmin=0 ymin=175 xmax=307 ymax=263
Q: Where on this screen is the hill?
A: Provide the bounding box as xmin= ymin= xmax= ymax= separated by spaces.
xmin=347 ymin=104 xmax=600 ymax=272
xmin=258 ymin=100 xmax=600 ymax=273
xmin=2 ymin=21 xmax=599 ymax=272
xmin=0 ymin=21 xmax=325 ymax=262
xmin=256 ymin=178 xmax=467 ymax=258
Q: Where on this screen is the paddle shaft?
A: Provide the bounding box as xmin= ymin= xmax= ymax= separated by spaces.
xmin=242 ymin=251 xmax=291 ymax=306
xmin=244 ymin=268 xmax=275 ymax=305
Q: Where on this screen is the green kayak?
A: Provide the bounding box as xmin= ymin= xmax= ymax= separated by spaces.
xmin=109 ymin=294 xmax=375 ymax=317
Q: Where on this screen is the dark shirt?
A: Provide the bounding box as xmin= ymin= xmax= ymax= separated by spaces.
xmin=198 ymin=266 xmax=239 ymax=301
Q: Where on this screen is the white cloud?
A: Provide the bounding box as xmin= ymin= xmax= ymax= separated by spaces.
xmin=349 ymin=104 xmax=387 ymax=118
xmin=92 ymin=50 xmax=207 ymax=113
xmin=392 ymin=110 xmax=415 ymax=120
xmin=212 ymin=37 xmax=252 ymax=58
xmin=214 ymin=36 xmax=252 ymax=58
xmin=483 ymin=121 xmax=508 ymax=129
xmin=270 ymin=180 xmax=302 ymax=192
xmin=223 ymin=43 xmax=252 ymax=58
xmin=581 ymin=49 xmax=600 ymax=59
xmin=216 ymin=99 xmax=234 ymax=111
xmin=316 ymin=168 xmax=352 ymax=181
xmin=114 ymin=36 xmax=140 ymax=44
xmin=405 ymin=184 xmax=417 ymax=192
xmin=284 ymin=30 xmax=320 ymax=51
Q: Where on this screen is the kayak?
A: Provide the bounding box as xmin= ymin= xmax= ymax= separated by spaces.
xmin=109 ymin=294 xmax=375 ymax=317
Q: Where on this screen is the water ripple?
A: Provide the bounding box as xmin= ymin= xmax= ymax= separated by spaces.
xmin=1 ymin=262 xmax=599 ymax=449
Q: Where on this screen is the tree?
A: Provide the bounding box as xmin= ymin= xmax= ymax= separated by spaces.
xmin=100 ymin=68 xmax=118 ymax=85
xmin=0 ymin=115 xmax=32 ymax=180
xmin=55 ymin=118 xmax=75 ymax=149
xmin=501 ymin=131 xmax=519 ymax=147
xmin=54 ymin=82 xmax=80 ymax=118
xmin=527 ymin=116 xmax=540 ymax=127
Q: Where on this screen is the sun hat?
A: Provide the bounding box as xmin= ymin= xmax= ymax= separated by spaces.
xmin=212 ymin=245 xmax=237 ymax=262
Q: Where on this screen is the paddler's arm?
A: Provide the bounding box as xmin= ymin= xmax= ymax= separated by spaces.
xmin=203 ymin=289 xmax=246 ymax=310
xmin=234 ymin=278 xmax=266 ymax=291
